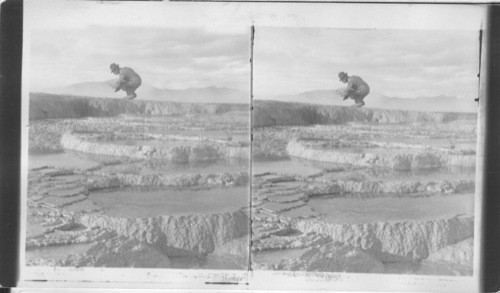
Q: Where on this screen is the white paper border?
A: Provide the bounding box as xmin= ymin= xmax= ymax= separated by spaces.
xmin=20 ymin=1 xmax=486 ymax=291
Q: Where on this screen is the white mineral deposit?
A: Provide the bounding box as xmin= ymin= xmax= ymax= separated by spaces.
xmin=250 ymin=100 xmax=477 ymax=276
xmin=26 ymin=93 xmax=250 ymax=269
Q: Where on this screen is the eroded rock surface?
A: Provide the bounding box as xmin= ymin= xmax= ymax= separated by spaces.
xmin=425 ymin=237 xmax=474 ymax=266
xmin=29 ymin=93 xmax=248 ymax=120
xmin=252 ymin=100 xmax=476 ymax=128
xmin=26 ymin=96 xmax=251 ymax=269
xmin=287 ymin=139 xmax=476 ymax=170
xmin=78 ymin=209 xmax=249 ymax=257
xmin=27 ymin=96 xmax=477 ymax=274
xmin=253 ymin=242 xmax=384 ymax=274
xmin=251 ymin=110 xmax=477 ymax=275
xmin=61 ymin=237 xmax=173 ymax=268
xmin=61 ymin=131 xmax=249 ymax=161
xmin=294 ymin=215 xmax=474 ymax=262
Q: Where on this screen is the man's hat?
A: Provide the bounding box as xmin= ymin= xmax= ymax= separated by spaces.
xmin=110 ymin=63 xmax=119 ymax=73
xmin=338 ymin=72 xmax=348 ymax=81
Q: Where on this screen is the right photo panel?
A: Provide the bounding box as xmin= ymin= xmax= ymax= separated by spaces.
xmin=251 ymin=27 xmax=480 ymax=275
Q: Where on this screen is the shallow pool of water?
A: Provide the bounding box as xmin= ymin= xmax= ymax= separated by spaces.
xmin=307 ymin=193 xmax=474 ymax=224
xmin=148 ymin=129 xmax=250 ymax=143
xmin=89 ymin=186 xmax=250 ymax=218
xmin=25 ymin=243 xmax=95 ymax=263
xmin=252 ymin=159 xmax=323 ymax=177
xmin=29 ymin=152 xmax=102 ymax=170
xmin=99 ymin=158 xmax=249 ymax=176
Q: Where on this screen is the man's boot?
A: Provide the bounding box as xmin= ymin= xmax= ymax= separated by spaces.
xmin=126 ymin=93 xmax=137 ymax=100
xmin=355 ymin=101 xmax=365 ymax=108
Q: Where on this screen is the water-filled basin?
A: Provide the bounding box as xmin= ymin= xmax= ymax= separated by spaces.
xmin=89 ymin=186 xmax=249 ymax=218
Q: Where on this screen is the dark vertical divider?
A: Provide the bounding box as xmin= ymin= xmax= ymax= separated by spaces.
xmin=0 ymin=0 xmax=23 ymax=288
xmin=482 ymin=4 xmax=500 ymax=293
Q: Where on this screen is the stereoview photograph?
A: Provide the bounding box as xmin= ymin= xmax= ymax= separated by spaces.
xmin=25 ymin=24 xmax=251 ymax=270
xmin=251 ymin=27 xmax=479 ymax=276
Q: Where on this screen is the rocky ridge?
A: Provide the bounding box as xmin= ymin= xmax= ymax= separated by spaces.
xmin=29 ymin=93 xmax=248 ymax=120
xmin=253 ymin=100 xmax=477 ymax=127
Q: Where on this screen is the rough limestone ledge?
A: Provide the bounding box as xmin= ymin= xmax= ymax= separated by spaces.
xmin=77 ymin=209 xmax=249 ymax=257
xmin=293 ymin=214 xmax=474 ymax=262
xmin=252 ymin=100 xmax=477 ymax=127
xmin=115 ymin=172 xmax=249 ymax=187
xmin=304 ymin=179 xmax=474 ymax=195
xmin=63 ymin=236 xmax=172 ymax=268
xmin=253 ymin=242 xmax=385 ymax=273
xmin=209 ymin=236 xmax=249 ymax=269
xmin=290 ymin=243 xmax=384 ymax=273
xmin=86 ymin=172 xmax=248 ymax=188
xmin=30 ymin=94 xmax=476 ymax=125
xmin=335 ymin=179 xmax=475 ymax=195
xmin=29 ymin=93 xmax=248 ymax=120
xmin=286 ymin=140 xmax=475 ymax=170
xmin=61 ymin=131 xmax=248 ymax=161
xmin=425 ymin=237 xmax=474 ymax=266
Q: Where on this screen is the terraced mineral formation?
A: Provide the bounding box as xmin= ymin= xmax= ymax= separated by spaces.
xmin=26 ymin=94 xmax=251 ymax=269
xmin=286 ymin=139 xmax=476 ymax=170
xmin=27 ymin=96 xmax=478 ymax=274
xmin=61 ymin=131 xmax=249 ymax=162
xmin=293 ymin=214 xmax=474 ymax=261
xmin=78 ymin=209 xmax=249 ymax=256
xmin=251 ymin=101 xmax=477 ymax=275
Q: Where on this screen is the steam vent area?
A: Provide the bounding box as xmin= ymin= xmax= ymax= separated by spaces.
xmin=26 ymin=94 xmax=250 ymax=269
xmin=251 ymin=100 xmax=477 ymax=276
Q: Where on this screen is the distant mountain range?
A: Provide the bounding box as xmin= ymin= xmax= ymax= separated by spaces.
xmin=269 ymin=89 xmax=477 ymax=113
xmin=40 ymin=82 xmax=477 ymax=113
xmin=41 ymin=81 xmax=249 ymax=104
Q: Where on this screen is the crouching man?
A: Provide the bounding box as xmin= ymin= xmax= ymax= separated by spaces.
xmin=338 ymin=71 xmax=370 ymax=108
xmin=110 ymin=63 xmax=142 ymax=100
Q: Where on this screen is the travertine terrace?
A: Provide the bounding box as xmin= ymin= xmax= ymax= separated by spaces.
xmin=251 ymin=100 xmax=477 ymax=275
xmin=25 ymin=95 xmax=478 ymax=274
xmin=26 ymin=93 xmax=250 ymax=269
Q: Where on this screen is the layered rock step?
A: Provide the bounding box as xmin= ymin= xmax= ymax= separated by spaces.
xmin=27 ymin=169 xmax=250 ymax=267
xmin=251 ymin=155 xmax=476 ymax=275
xmin=27 ymin=111 xmax=251 ymax=269
xmin=61 ymin=131 xmax=249 ymax=162
xmin=78 ymin=208 xmax=249 ymax=257
xmin=287 ymin=138 xmax=476 ymax=170
xmin=252 ymin=176 xmax=474 ymax=261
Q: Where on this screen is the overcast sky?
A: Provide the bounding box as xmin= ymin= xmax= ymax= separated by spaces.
xmin=30 ymin=26 xmax=250 ymax=91
xmin=26 ymin=1 xmax=481 ymax=99
xmin=253 ymin=27 xmax=480 ymax=99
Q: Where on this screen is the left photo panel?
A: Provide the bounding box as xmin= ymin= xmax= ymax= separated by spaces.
xmin=23 ymin=1 xmax=251 ymax=273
